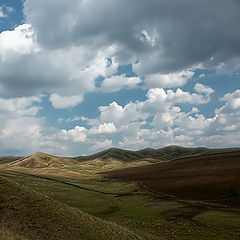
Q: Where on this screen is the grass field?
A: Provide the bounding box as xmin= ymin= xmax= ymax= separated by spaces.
xmin=0 ymin=174 xmax=148 ymax=240
xmin=1 ymin=170 xmax=240 ymax=240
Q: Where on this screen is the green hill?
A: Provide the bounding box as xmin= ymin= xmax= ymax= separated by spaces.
xmin=73 ymin=145 xmax=225 ymax=163
xmin=0 ymin=176 xmax=145 ymax=240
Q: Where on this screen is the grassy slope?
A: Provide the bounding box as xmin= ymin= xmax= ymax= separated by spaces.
xmin=2 ymin=171 xmax=240 ymax=240
xmin=0 ymin=176 xmax=147 ymax=240
xmin=0 ymin=226 xmax=29 ymax=240
xmin=1 ymin=146 xmax=240 ymax=239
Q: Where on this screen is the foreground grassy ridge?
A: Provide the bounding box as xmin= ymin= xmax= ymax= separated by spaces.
xmin=0 ymin=226 xmax=29 ymax=240
xmin=0 ymin=176 xmax=148 ymax=240
xmin=2 ymin=171 xmax=240 ymax=240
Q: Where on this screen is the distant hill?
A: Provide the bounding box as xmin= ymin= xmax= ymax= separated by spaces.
xmin=0 ymin=176 xmax=144 ymax=240
xmin=73 ymin=145 xmax=240 ymax=163
xmin=105 ymin=150 xmax=240 ymax=205
xmin=0 ymin=156 xmax=22 ymax=164
xmin=1 ymin=146 xmax=240 ymax=178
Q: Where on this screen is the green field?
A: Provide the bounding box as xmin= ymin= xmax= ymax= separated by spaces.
xmin=1 ymin=170 xmax=240 ymax=240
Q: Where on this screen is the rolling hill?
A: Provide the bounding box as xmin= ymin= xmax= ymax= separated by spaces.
xmin=105 ymin=151 xmax=240 ymax=205
xmin=73 ymin=146 xmax=211 ymax=162
xmin=0 ymin=152 xmax=84 ymax=178
xmin=2 ymin=146 xmax=240 ymax=179
xmin=9 ymin=152 xmax=79 ymax=168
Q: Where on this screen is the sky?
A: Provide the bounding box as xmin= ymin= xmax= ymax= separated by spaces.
xmin=0 ymin=0 xmax=240 ymax=156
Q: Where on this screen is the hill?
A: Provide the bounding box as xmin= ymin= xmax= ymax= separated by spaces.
xmin=2 ymin=146 xmax=240 ymax=178
xmin=0 ymin=176 xmax=145 ymax=240
xmin=1 ymin=152 xmax=85 ymax=178
xmin=105 ymin=151 xmax=240 ymax=205
xmin=0 ymin=156 xmax=22 ymax=164
xmin=74 ymin=145 xmax=240 ymax=163
xmin=9 ymin=152 xmax=79 ymax=168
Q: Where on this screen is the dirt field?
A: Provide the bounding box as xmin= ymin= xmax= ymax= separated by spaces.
xmin=105 ymin=151 xmax=240 ymax=205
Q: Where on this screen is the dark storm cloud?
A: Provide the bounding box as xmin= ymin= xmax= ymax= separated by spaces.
xmin=0 ymin=53 xmax=67 ymax=98
xmin=24 ymin=0 xmax=240 ymax=74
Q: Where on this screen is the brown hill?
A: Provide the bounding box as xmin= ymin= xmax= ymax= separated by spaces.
xmin=9 ymin=152 xmax=79 ymax=169
xmin=104 ymin=151 xmax=240 ymax=205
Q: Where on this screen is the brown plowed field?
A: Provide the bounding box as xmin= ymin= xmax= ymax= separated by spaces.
xmin=105 ymin=151 xmax=240 ymax=204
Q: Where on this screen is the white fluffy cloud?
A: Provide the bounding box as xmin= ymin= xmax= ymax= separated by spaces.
xmin=143 ymin=70 xmax=194 ymax=88
xmin=61 ymin=126 xmax=87 ymax=143
xmin=100 ymin=74 xmax=141 ymax=92
xmin=89 ymin=122 xmax=117 ymax=135
xmin=99 ymin=101 xmax=143 ymax=127
xmin=1 ymin=0 xmax=240 ymax=155
xmin=220 ymin=90 xmax=240 ymax=111
xmin=194 ymin=83 xmax=215 ymax=95
xmin=137 ymin=88 xmax=210 ymax=115
xmin=0 ymin=24 xmax=119 ymax=105
xmin=1 ymin=0 xmax=239 ymax=102
xmin=49 ymin=94 xmax=84 ymax=109
xmin=0 ymin=24 xmax=39 ymax=61
xmin=0 ymin=96 xmax=42 ymax=116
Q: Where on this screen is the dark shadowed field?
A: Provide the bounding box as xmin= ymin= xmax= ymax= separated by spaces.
xmin=105 ymin=151 xmax=240 ymax=205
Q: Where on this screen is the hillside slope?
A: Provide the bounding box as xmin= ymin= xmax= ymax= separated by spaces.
xmin=0 ymin=156 xmax=22 ymax=164
xmin=0 ymin=176 xmax=147 ymax=240
xmin=2 ymin=146 xmax=240 ymax=178
xmin=9 ymin=152 xmax=79 ymax=168
xmin=105 ymin=151 xmax=240 ymax=205
xmin=74 ymin=146 xmax=210 ymax=162
xmin=74 ymin=145 xmax=240 ymax=163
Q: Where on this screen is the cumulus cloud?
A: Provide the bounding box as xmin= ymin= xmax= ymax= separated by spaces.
xmin=99 ymin=101 xmax=143 ymax=127
xmin=61 ymin=126 xmax=87 ymax=143
xmin=0 ymin=0 xmax=239 ymax=105
xmin=0 ymin=96 xmax=42 ymax=117
xmin=138 ymin=88 xmax=211 ymax=115
xmin=89 ymin=122 xmax=117 ymax=135
xmin=0 ymin=24 xmax=39 ymax=61
xmin=143 ymin=70 xmax=194 ymax=88
xmin=194 ymin=83 xmax=215 ymax=95
xmin=220 ymin=90 xmax=240 ymax=111
xmin=49 ymin=94 xmax=83 ymax=109
xmin=100 ymin=74 xmax=141 ymax=92
xmin=23 ymin=0 xmax=240 ymax=75
xmin=1 ymin=0 xmax=240 ymax=155
xmin=0 ymin=24 xmax=119 ymax=102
